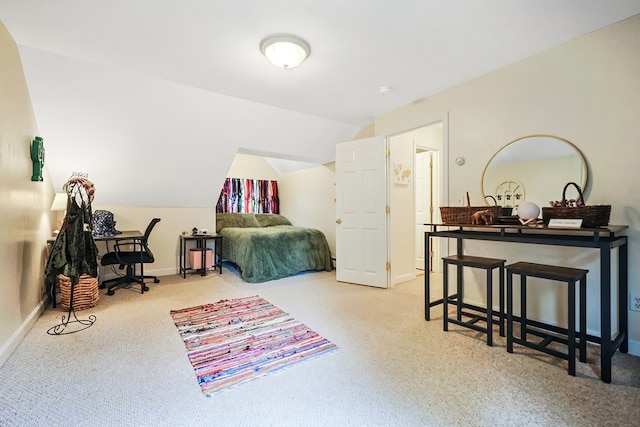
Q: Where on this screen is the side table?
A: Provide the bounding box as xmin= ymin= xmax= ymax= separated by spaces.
xmin=179 ymin=234 xmax=223 ymax=278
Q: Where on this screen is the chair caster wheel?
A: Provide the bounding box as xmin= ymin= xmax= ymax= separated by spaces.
xmin=154 ymin=278 xmax=160 ymax=283
xmin=107 ymin=289 xmax=114 ymax=296
xmin=143 ymin=286 xmax=150 ymax=292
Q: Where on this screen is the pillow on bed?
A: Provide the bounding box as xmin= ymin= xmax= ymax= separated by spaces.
xmin=215 ymin=213 xmax=261 ymax=233
xmin=254 ymin=213 xmax=292 ymax=227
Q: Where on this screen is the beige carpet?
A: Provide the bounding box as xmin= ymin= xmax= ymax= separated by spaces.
xmin=1 ymin=265 xmax=638 ymax=426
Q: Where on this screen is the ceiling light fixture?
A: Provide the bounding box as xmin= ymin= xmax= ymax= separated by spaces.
xmin=260 ymin=34 xmax=310 ymax=69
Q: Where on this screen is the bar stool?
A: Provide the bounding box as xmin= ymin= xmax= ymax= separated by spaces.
xmin=506 ymin=261 xmax=588 ymax=376
xmin=442 ymin=254 xmax=506 ymax=346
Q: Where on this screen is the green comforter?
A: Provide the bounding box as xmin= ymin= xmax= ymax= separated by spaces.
xmin=220 ymin=225 xmax=334 ymax=283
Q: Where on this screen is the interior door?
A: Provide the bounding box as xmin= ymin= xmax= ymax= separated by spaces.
xmin=335 ymin=136 xmax=388 ymax=288
xmin=415 ymin=150 xmax=432 ymax=270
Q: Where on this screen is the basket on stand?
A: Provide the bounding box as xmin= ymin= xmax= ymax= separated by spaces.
xmin=440 ymin=193 xmax=502 ymax=225
xmin=541 ymin=182 xmax=611 ymax=228
xmin=58 ymin=274 xmax=99 ymax=311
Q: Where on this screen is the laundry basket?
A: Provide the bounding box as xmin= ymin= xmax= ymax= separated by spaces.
xmin=58 ymin=274 xmax=99 ymax=311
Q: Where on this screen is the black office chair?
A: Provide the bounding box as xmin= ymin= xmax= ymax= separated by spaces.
xmin=100 ymin=218 xmax=161 ymax=295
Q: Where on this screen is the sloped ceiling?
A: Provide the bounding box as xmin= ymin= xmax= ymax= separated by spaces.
xmin=1 ymin=1 xmax=638 ymax=207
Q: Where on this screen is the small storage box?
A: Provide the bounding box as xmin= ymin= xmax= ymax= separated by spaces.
xmin=189 ymin=248 xmax=213 ymax=269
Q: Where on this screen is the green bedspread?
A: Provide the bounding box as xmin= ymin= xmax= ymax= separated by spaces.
xmin=220 ymin=225 xmax=334 ymax=283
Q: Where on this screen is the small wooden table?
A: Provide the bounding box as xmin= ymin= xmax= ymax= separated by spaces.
xmin=179 ymin=234 xmax=223 ymax=277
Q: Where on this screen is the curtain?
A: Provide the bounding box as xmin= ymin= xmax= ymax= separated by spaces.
xmin=216 ymin=178 xmax=279 ymax=213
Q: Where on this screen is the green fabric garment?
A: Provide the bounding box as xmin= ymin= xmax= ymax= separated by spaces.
xmin=45 ymin=199 xmax=99 ymax=290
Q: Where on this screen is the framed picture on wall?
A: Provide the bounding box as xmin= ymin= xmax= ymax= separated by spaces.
xmin=393 ymin=162 xmax=411 ymax=185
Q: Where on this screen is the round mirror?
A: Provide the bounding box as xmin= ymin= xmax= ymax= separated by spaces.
xmin=481 ymin=135 xmax=588 ymax=212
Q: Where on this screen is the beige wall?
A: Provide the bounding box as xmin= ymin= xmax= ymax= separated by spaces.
xmin=279 ymin=163 xmax=337 ymax=257
xmin=0 ymin=22 xmax=56 ymax=365
xmin=389 ymin=132 xmax=419 ymax=284
xmin=376 ymin=15 xmax=640 ymax=354
xmin=89 ymin=206 xmax=216 ymax=280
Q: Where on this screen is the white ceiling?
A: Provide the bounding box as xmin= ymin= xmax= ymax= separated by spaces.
xmin=3 ymin=1 xmax=639 ymax=126
xmin=2 ymin=1 xmax=639 ymax=207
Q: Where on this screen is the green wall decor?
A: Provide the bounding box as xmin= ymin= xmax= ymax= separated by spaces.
xmin=30 ymin=136 xmax=45 ymax=181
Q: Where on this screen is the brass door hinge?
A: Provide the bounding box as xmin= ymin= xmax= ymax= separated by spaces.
xmin=386 ymin=261 xmax=391 ymax=271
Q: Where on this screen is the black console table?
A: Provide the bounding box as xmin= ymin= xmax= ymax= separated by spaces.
xmin=424 ymin=224 xmax=628 ymax=383
xmin=179 ymin=234 xmax=223 ymax=277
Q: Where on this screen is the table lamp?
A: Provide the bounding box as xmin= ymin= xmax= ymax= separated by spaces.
xmin=50 ymin=192 xmax=68 ymax=235
xmin=517 ymin=202 xmax=540 ymax=226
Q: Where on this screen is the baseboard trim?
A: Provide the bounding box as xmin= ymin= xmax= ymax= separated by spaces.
xmin=0 ymin=298 xmax=46 ymax=368
xmin=627 ymin=338 xmax=640 ymax=357
xmin=99 ymin=267 xmax=180 ymax=281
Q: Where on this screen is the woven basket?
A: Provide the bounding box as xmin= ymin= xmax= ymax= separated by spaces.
xmin=440 ymin=205 xmax=502 ymax=225
xmin=58 ymin=274 xmax=99 ymax=311
xmin=541 ymin=182 xmax=611 ymax=228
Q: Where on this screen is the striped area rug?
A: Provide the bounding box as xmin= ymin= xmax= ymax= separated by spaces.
xmin=170 ymin=295 xmax=338 ymax=395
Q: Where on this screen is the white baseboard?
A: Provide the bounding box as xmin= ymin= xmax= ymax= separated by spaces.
xmin=392 ymin=272 xmax=417 ymax=286
xmin=0 ymin=298 xmax=46 ymax=368
xmin=99 ymin=266 xmax=180 ymax=281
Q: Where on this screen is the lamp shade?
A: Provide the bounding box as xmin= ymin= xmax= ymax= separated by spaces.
xmin=50 ymin=192 xmax=68 ymax=211
xmin=260 ymin=34 xmax=310 ymax=69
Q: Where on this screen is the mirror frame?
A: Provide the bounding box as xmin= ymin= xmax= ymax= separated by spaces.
xmin=481 ymin=134 xmax=588 ymax=207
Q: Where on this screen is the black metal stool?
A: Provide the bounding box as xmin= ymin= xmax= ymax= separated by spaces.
xmin=506 ymin=261 xmax=588 ymax=376
xmin=442 ymin=255 xmax=506 ymax=346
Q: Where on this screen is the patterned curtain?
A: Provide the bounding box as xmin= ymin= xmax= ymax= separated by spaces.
xmin=216 ymin=178 xmax=279 ymax=213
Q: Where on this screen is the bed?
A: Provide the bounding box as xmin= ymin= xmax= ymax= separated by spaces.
xmin=216 ymin=213 xmax=334 ymax=283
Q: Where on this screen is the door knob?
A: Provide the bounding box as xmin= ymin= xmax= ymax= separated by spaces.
xmin=336 ymin=218 xmax=342 ymax=224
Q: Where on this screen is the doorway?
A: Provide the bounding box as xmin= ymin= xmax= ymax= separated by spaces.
xmin=336 ymin=117 xmax=447 ymax=288
xmin=390 ymin=121 xmax=444 ymax=276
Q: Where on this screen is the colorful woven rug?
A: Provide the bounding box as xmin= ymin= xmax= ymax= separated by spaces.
xmin=170 ymin=295 xmax=338 ymax=395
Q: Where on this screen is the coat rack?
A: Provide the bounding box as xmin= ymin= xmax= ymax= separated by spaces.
xmin=45 ymin=172 xmax=99 ymax=335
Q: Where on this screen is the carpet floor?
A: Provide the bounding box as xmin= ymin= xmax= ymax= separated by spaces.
xmin=0 ymin=267 xmax=638 ymax=426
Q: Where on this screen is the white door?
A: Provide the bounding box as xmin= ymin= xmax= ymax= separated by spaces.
xmin=335 ymin=136 xmax=388 ymax=288
xmin=415 ymin=151 xmax=432 ymax=270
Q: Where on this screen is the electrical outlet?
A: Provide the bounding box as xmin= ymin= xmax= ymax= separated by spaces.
xmin=630 ymin=293 xmax=640 ymax=312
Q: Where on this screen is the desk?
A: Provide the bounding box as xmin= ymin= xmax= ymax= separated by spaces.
xmin=179 ymin=234 xmax=222 ymax=277
xmin=46 ymin=231 xmax=143 ymax=306
xmin=424 ymin=224 xmax=628 ymax=383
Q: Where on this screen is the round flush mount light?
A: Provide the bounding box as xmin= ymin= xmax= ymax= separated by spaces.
xmin=260 ymin=34 xmax=310 ymax=69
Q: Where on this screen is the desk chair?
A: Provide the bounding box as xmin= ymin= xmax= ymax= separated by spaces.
xmin=100 ymin=218 xmax=161 ymax=295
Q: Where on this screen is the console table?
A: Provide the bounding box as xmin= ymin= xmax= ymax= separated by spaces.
xmin=179 ymin=234 xmax=222 ymax=277
xmin=424 ymin=224 xmax=628 ymax=383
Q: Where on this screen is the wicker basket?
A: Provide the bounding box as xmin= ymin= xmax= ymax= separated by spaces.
xmin=541 ymin=182 xmax=611 ymax=228
xmin=440 ymin=205 xmax=502 ymax=225
xmin=58 ymin=274 xmax=99 ymax=311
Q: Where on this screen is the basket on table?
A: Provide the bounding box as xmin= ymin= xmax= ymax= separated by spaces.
xmin=440 ymin=193 xmax=502 ymax=225
xmin=440 ymin=205 xmax=502 ymax=224
xmin=541 ymin=182 xmax=611 ymax=228
xmin=58 ymin=274 xmax=99 ymax=311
